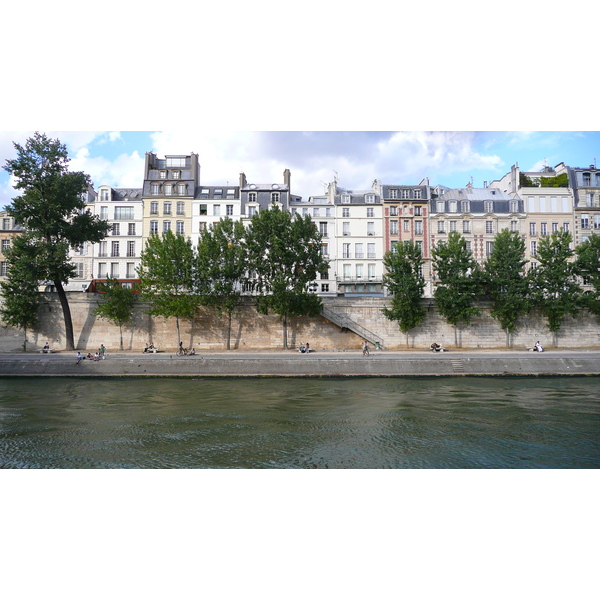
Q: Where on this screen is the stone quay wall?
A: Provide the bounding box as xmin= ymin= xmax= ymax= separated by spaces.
xmin=0 ymin=293 xmax=599 ymax=353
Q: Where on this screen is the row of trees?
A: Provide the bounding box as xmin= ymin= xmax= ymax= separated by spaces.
xmin=383 ymin=229 xmax=600 ymax=338
xmin=0 ymin=133 xmax=328 ymax=351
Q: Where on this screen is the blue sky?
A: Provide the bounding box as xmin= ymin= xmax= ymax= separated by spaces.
xmin=1 ymin=131 xmax=599 ymax=210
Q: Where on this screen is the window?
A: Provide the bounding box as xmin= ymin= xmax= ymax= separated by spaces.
xmin=367 ymin=222 xmax=375 ymax=235
xmin=343 ymin=264 xmax=351 ymax=278
xmin=581 ymin=214 xmax=589 ymax=229
xmin=415 ymin=241 xmax=423 ymax=254
xmin=414 ymin=189 xmax=422 ymax=199
xmin=484 ymin=201 xmax=493 ymax=213
xmin=390 ymin=220 xmax=398 ymax=235
xmin=1 ymin=239 xmax=10 ymax=251
xmin=248 ymin=192 xmax=257 ymax=202
xmin=563 ymin=222 xmax=570 ymax=232
xmin=313 ymin=208 xmax=320 ymax=217
xmin=341 ymin=194 xmax=351 ymax=204
xmin=583 ymin=172 xmax=591 ymax=186
xmin=365 ymin=194 xmax=375 ymax=203
xmin=176 ymin=202 xmax=185 ymax=215
xmin=402 ymin=190 xmax=410 ymax=199
xmin=368 ymin=264 xmax=376 ymax=278
xmin=463 ymin=220 xmax=470 ymax=234
xmin=150 ymin=201 xmax=158 ymax=215
xmin=356 ymin=264 xmax=363 ymax=278
xmin=531 ymin=241 xmax=537 ymax=256
xmin=111 ymin=263 xmax=119 ymax=278
xmin=450 ymin=221 xmax=457 ymax=232
xmin=74 ymin=263 xmax=84 ymax=279
xmin=343 ymin=222 xmax=350 ymax=236
xmin=436 ymin=201 xmax=445 ymax=212
xmin=486 ymin=241 xmax=494 ymax=257
xmin=415 ymin=221 xmax=423 ymax=235
xmin=151 ymin=184 xmax=159 ymax=195
xmin=112 ymin=223 xmax=120 ymax=236
xmin=585 ymin=193 xmax=594 ymax=207
xmin=486 ymin=221 xmax=493 ymax=234
xmin=111 ymin=241 xmax=119 ymax=257
xmin=150 ymin=221 xmax=158 ymax=234
xmin=163 ymin=221 xmax=171 ymax=233
xmin=166 ymin=157 xmax=186 ymax=168
xmin=530 ymin=222 xmax=536 ymax=236
xmin=127 ymin=241 xmax=135 ymax=257
xmin=200 ymin=189 xmax=210 ymax=199
xmin=511 ymin=221 xmax=518 ymax=232
xmin=367 ymin=243 xmax=375 ymax=258
xmin=214 ymin=189 xmax=223 ymax=199
xmin=98 ymin=263 xmax=107 ymax=278
xmin=402 ymin=220 xmax=409 ymax=232
xmin=449 ymin=201 xmax=457 ymax=213
xmin=321 ymin=243 xmax=329 ymax=256
xmin=319 ymin=222 xmax=328 ymax=237
xmin=355 ymin=243 xmax=364 ymax=259
xmin=114 ymin=206 xmax=134 ymax=220
xmin=367 ymin=207 xmax=374 ymax=217
xmin=414 ymin=206 xmax=422 ymax=216
xmin=172 ymin=171 xmax=180 ymax=180
xmin=226 ymin=205 xmax=234 ymax=216
xmin=1 ymin=261 xmax=10 ymax=276
xmin=510 ymin=201 xmax=518 ymax=213
xmin=164 ymin=184 xmax=172 ymax=196
xmin=595 ymin=215 xmax=600 ymax=230
xmin=389 ymin=189 xmax=398 ymax=199
xmin=176 ymin=221 xmax=184 ymax=234
xmin=100 ymin=206 xmax=108 ymax=220
xmin=343 ymin=243 xmax=351 ymax=259
xmin=391 ymin=241 xmax=398 ymax=253
xmin=159 ymin=171 xmax=166 ymax=179
xmin=199 ymin=204 xmax=207 ymax=216
xmin=390 ymin=206 xmax=398 ymax=216
xmin=198 ymin=222 xmax=206 ymax=232
xmin=461 ymin=201 xmax=470 ymax=213
xmin=214 ymin=205 xmax=221 ymax=216
xmin=321 ymin=283 xmax=329 ymax=293
xmin=227 ymin=189 xmax=235 ymax=198
xmin=342 ymin=207 xmax=350 ymax=218
xmin=248 ymin=206 xmax=256 ymax=217
xmin=271 ymin=192 xmax=280 ymax=203
xmin=465 ymin=241 xmax=472 ymax=254
xmin=2 ymin=218 xmax=11 ymax=229
xmin=552 ymin=222 xmax=559 ymax=233
xmin=437 ymin=221 xmax=445 ymax=233
xmin=163 ymin=202 xmax=171 ymax=215
xmin=98 ymin=241 xmax=107 ymax=257
xmin=540 ymin=222 xmax=547 ymax=236
xmin=100 ymin=189 xmax=109 ymax=201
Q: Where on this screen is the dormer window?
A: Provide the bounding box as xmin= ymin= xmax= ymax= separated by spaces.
xmin=201 ymin=189 xmax=210 ymax=199
xmin=172 ymin=171 xmax=180 ymax=179
xmin=151 ymin=184 xmax=159 ymax=195
xmin=365 ymin=194 xmax=375 ymax=203
xmin=159 ymin=171 xmax=167 ymax=179
xmin=227 ymin=189 xmax=235 ymax=198
xmin=164 ymin=184 xmax=172 ymax=196
xmin=178 ymin=183 xmax=186 ymax=195
xmin=271 ymin=192 xmax=280 ymax=203
xmin=484 ymin=201 xmax=493 ymax=213
xmin=389 ymin=189 xmax=398 ymax=199
xmin=214 ymin=189 xmax=222 ymax=199
xmin=341 ymin=194 xmax=351 ymax=204
xmin=583 ymin=172 xmax=591 ymax=186
xmin=248 ymin=192 xmax=257 ymax=202
xmin=402 ymin=189 xmax=410 ymax=199
xmin=413 ymin=189 xmax=422 ymax=199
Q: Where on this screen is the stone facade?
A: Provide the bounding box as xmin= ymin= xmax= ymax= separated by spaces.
xmin=1 ymin=295 xmax=599 ymax=353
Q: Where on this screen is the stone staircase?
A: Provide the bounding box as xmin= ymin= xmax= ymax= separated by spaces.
xmin=321 ymin=306 xmax=384 ymax=349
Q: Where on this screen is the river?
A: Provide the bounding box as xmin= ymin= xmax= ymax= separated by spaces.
xmin=0 ymin=376 xmax=598 ymax=468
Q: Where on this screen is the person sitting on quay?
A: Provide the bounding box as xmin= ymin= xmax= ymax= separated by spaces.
xmin=430 ymin=342 xmax=442 ymax=352
xmin=43 ymin=342 xmax=50 ymax=352
xmin=534 ymin=341 xmax=544 ymax=352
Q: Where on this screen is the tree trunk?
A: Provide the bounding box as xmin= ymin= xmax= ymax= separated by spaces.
xmin=119 ymin=324 xmax=124 ymax=351
xmin=54 ymin=279 xmax=75 ymax=350
xmin=23 ymin=327 xmax=28 ymax=352
xmin=226 ymin=311 xmax=232 ymax=351
xmin=176 ymin=316 xmax=181 ymax=348
xmin=283 ymin=313 xmax=288 ymax=349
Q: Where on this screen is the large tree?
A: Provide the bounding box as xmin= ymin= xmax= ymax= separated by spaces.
xmin=137 ymin=230 xmax=198 ymax=348
xmin=530 ymin=230 xmax=582 ymax=333
xmin=195 ymin=217 xmax=248 ymax=350
xmin=575 ymin=233 xmax=600 ymax=319
xmin=484 ymin=229 xmax=530 ymax=339
xmin=431 ymin=231 xmax=483 ymax=330
xmin=382 ymin=241 xmax=426 ymax=335
xmin=3 ymin=132 xmax=111 ymax=350
xmin=0 ymin=235 xmax=42 ymax=351
xmin=93 ymin=278 xmax=137 ymax=350
xmin=246 ymin=207 xmax=328 ymax=349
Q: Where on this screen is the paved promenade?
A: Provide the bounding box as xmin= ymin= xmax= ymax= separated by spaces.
xmin=0 ymin=349 xmax=599 ymax=377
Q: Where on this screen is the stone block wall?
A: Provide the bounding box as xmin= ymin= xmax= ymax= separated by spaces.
xmin=0 ymin=293 xmax=599 ymax=352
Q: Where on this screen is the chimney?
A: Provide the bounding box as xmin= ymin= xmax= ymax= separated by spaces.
xmin=239 ymin=172 xmax=247 ymax=188
xmin=284 ymin=169 xmax=291 ymax=190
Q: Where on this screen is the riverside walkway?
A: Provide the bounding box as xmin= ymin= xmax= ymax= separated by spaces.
xmin=0 ymin=349 xmax=599 ymax=377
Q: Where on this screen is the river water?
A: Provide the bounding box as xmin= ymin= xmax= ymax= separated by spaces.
xmin=0 ymin=376 xmax=598 ymax=468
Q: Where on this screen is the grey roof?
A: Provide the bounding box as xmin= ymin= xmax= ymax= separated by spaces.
xmin=113 ymin=188 xmax=143 ymax=201
xmin=438 ymin=187 xmax=513 ymax=201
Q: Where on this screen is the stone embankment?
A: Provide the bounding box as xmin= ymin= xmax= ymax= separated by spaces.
xmin=0 ymin=349 xmax=599 ymax=377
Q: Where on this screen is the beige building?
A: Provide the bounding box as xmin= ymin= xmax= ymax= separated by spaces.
xmin=0 ymin=211 xmax=25 ymax=280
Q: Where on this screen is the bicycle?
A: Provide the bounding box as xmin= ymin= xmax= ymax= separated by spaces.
xmin=177 ymin=347 xmax=189 ymax=356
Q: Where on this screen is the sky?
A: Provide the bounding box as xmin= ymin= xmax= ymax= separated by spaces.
xmin=2 ymin=130 xmax=599 ymax=210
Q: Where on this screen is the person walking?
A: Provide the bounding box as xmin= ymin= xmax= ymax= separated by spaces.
xmin=76 ymin=352 xmax=83 ymax=364
xmin=362 ymin=341 xmax=370 ymax=357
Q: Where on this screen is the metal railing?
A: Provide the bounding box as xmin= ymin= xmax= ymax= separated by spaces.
xmin=321 ymin=306 xmax=384 ymax=348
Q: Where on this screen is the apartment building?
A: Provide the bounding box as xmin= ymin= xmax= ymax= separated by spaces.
xmin=192 ymin=184 xmax=240 ymax=246
xmin=239 ymin=169 xmax=297 ymax=223
xmin=0 ymin=211 xmax=25 ymax=280
xmin=568 ymin=164 xmax=600 ymax=247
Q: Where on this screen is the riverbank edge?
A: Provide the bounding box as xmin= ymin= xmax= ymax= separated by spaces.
xmin=1 ymin=350 xmax=599 ymax=378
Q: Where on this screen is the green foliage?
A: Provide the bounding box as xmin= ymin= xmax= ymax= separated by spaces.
xmin=195 ymin=218 xmax=248 ymax=349
xmin=138 ymin=230 xmax=198 ymax=345
xmin=246 ymin=207 xmax=328 ymax=347
xmin=0 ymin=236 xmax=41 ymax=350
xmin=519 ymin=172 xmax=535 ymax=187
xmin=382 ymin=241 xmax=426 ymax=333
xmin=3 ymin=132 xmax=111 ymax=350
xmin=93 ymin=278 xmax=136 ymax=350
xmin=540 ymin=173 xmax=569 ymax=188
xmin=484 ymin=229 xmax=530 ymax=333
xmin=575 ymin=233 xmax=600 ymax=318
xmin=530 ymin=230 xmax=581 ymax=332
xmin=431 ymin=231 xmax=482 ymax=326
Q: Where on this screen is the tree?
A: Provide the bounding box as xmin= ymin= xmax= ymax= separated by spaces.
xmin=246 ymin=207 xmax=328 ymax=349
xmin=575 ymin=233 xmax=600 ymax=319
xmin=382 ymin=241 xmax=426 ymax=334
xmin=93 ymin=278 xmax=137 ymax=350
xmin=195 ymin=218 xmax=248 ymax=350
xmin=530 ymin=230 xmax=582 ymax=333
xmin=431 ymin=231 xmax=482 ymax=329
xmin=3 ymin=132 xmax=111 ymax=350
xmin=484 ymin=229 xmax=530 ymax=338
xmin=0 ymin=236 xmax=41 ymax=351
xmin=137 ymin=230 xmax=198 ymax=348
